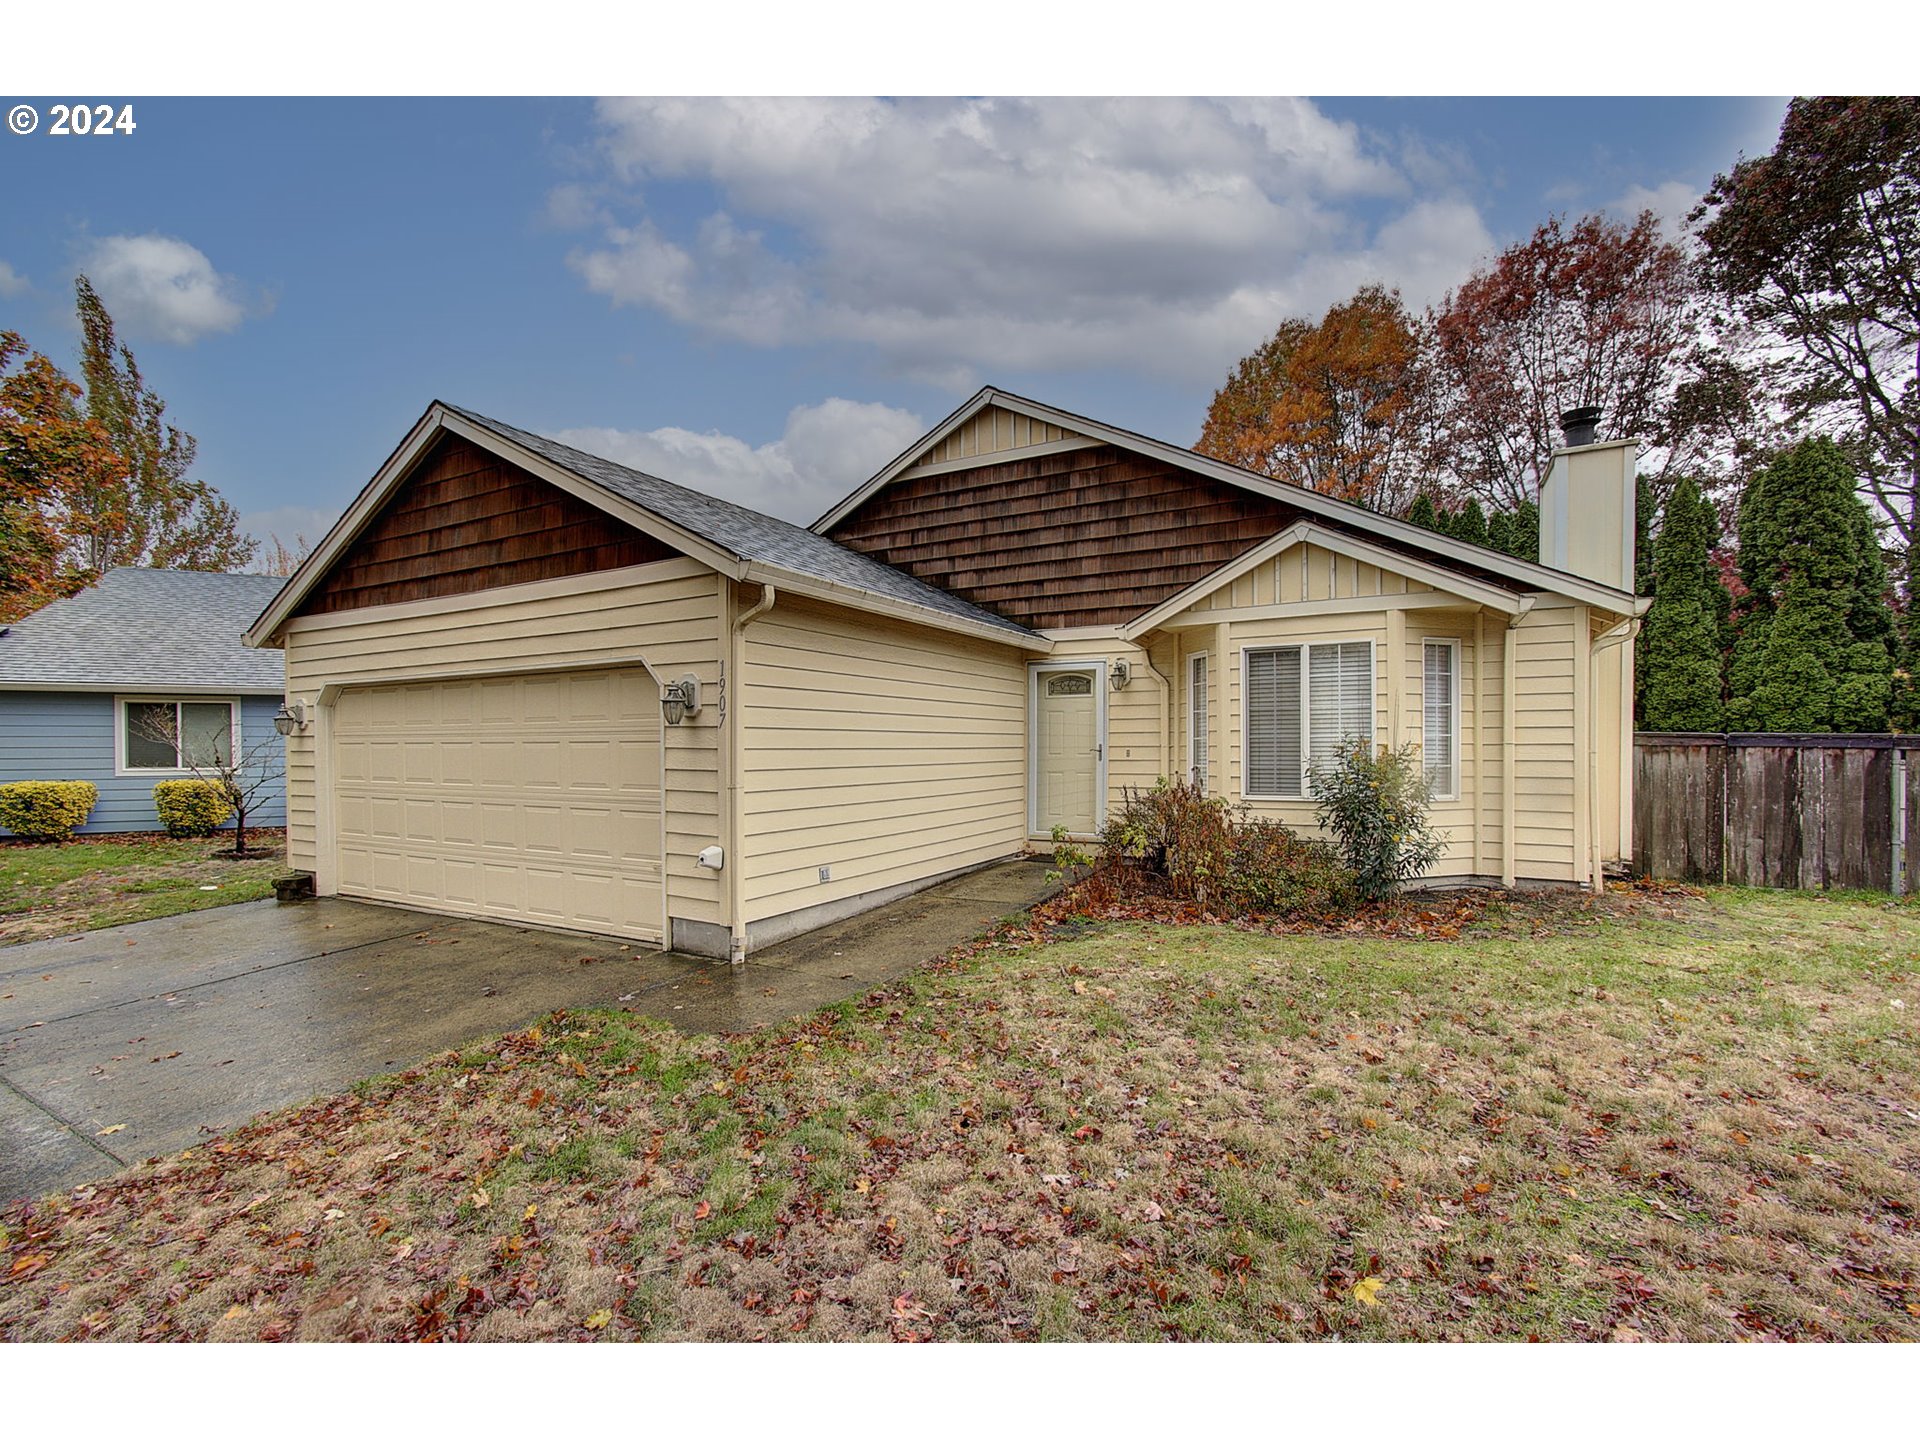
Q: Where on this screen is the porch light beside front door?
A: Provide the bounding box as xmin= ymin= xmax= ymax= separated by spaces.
xmin=1109 ymin=659 xmax=1132 ymax=691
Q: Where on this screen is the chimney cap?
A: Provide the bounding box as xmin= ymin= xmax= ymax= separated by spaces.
xmin=1559 ymin=406 xmax=1603 ymax=448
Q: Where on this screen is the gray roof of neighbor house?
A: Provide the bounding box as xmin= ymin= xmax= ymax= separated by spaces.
xmin=441 ymin=404 xmax=1042 ymax=643
xmin=0 ymin=568 xmax=287 ymax=692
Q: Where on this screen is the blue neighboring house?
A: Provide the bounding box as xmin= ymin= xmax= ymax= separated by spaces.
xmin=0 ymin=568 xmax=288 ymax=835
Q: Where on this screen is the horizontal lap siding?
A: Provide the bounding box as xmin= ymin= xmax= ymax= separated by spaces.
xmin=282 ymin=561 xmax=725 ymax=926
xmin=0 ymin=690 xmax=285 ymax=833
xmin=1510 ymin=605 xmax=1579 ymax=878
xmin=741 ymin=597 xmax=1026 ymax=920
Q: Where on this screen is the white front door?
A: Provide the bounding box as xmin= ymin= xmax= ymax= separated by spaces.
xmin=1033 ymin=665 xmax=1103 ymax=836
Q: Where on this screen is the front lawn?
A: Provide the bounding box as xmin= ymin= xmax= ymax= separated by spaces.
xmin=2 ymin=885 xmax=1916 ymax=1341
xmin=0 ymin=832 xmax=291 ymax=944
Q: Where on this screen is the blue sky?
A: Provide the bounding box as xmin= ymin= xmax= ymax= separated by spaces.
xmin=0 ymin=96 xmax=1788 ymax=551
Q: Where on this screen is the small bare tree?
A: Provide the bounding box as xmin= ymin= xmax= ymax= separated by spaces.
xmin=129 ymin=703 xmax=285 ymax=857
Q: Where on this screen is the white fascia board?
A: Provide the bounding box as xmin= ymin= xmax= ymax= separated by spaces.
xmin=739 ymin=562 xmax=1053 ymax=654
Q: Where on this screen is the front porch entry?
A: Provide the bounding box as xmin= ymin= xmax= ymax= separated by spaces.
xmin=1030 ymin=662 xmax=1106 ymax=838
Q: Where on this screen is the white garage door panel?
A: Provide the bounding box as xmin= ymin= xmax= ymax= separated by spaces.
xmin=332 ymin=669 xmax=664 ymax=942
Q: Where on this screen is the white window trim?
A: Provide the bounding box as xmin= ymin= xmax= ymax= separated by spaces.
xmin=1240 ymin=639 xmax=1376 ymax=801
xmin=1187 ymin=651 xmax=1208 ymax=787
xmin=114 ymin=695 xmax=242 ymax=777
xmin=1423 ymin=638 xmax=1463 ymax=802
xmin=1026 ymin=660 xmax=1108 ymax=839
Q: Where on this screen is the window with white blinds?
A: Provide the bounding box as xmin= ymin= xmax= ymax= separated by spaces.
xmin=1244 ymin=641 xmax=1373 ymax=798
xmin=1188 ymin=653 xmax=1209 ymax=786
xmin=1423 ymin=639 xmax=1459 ymax=799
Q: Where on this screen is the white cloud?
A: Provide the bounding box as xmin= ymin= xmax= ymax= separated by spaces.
xmin=567 ymin=97 xmax=1495 ymax=387
xmin=555 ymin=397 xmax=925 ymax=524
xmin=0 ymin=260 xmax=27 ymax=297
xmin=80 ymin=234 xmax=260 ymax=344
xmin=1609 ymin=179 xmax=1706 ymax=240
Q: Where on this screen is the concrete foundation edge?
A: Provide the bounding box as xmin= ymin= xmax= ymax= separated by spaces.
xmin=670 ymin=852 xmax=1028 ymax=960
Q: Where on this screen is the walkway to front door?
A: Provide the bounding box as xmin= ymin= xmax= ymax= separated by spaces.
xmin=1032 ymin=663 xmax=1103 ymax=836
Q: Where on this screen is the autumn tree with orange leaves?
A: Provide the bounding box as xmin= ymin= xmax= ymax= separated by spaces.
xmin=0 ymin=333 xmax=122 ymax=621
xmin=1198 ymin=285 xmax=1433 ymax=514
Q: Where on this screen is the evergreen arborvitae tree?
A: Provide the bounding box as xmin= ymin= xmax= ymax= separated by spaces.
xmin=1407 ymin=494 xmax=1442 ymax=533
xmin=1725 ymin=437 xmax=1895 ymax=732
xmin=1450 ymin=499 xmax=1489 ymax=548
xmin=1639 ymin=476 xmax=1729 ymax=730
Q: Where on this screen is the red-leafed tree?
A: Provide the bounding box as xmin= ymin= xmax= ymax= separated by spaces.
xmin=1427 ymin=210 xmax=1769 ymax=510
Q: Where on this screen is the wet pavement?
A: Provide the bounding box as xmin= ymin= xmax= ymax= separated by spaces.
xmin=0 ymin=858 xmax=1055 ymax=1206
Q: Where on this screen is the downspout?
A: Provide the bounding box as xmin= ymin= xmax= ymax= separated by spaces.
xmin=1129 ymin=639 xmax=1173 ymax=781
xmin=1586 ymin=616 xmax=1639 ymax=895
xmin=725 ymin=583 xmax=777 ymax=962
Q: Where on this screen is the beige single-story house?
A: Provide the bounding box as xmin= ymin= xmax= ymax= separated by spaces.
xmin=247 ymin=390 xmax=1647 ymax=959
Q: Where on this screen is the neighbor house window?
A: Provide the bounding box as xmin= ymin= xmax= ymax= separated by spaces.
xmin=1244 ymin=641 xmax=1373 ymax=798
xmin=1188 ymin=653 xmax=1208 ymax=787
xmin=1423 ymin=640 xmax=1459 ymax=800
xmin=121 ymin=699 xmax=235 ymax=771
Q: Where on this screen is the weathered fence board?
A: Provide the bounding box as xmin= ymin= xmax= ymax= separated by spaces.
xmin=1635 ymin=734 xmax=1917 ymax=892
xmin=1633 ymin=735 xmax=1724 ymax=884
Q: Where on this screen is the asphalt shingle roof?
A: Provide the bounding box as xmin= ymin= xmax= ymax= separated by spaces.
xmin=0 ymin=568 xmax=287 ymax=692
xmin=441 ymin=404 xmax=1041 ymax=643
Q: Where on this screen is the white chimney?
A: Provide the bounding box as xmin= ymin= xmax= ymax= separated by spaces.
xmin=1538 ymin=406 xmax=1636 ymax=589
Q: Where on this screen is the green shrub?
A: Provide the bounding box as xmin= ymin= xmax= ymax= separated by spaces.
xmin=0 ymin=780 xmax=99 ymax=841
xmin=1308 ymin=740 xmax=1447 ymax=902
xmin=1098 ymin=777 xmax=1356 ymax=916
xmin=152 ymin=779 xmax=235 ymax=837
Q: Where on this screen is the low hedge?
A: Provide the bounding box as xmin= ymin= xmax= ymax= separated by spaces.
xmin=152 ymin=779 xmax=236 ymax=837
xmin=0 ymin=780 xmax=100 ymax=841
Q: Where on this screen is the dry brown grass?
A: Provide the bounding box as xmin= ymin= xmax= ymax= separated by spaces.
xmin=2 ymin=884 xmax=1916 ymax=1341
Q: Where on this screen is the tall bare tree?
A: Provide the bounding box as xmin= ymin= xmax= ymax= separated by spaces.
xmin=1694 ymin=96 xmax=1920 ymax=598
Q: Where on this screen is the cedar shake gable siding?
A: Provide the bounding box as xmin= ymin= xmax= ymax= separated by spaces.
xmin=825 ymin=443 xmax=1303 ymax=630
xmin=298 ymin=434 xmax=675 ymax=617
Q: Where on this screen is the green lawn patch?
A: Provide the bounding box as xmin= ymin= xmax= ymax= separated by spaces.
xmin=0 ymin=832 xmax=291 ymax=943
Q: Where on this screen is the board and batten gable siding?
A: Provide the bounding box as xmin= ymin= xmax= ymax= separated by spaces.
xmin=738 ymin=595 xmax=1027 ymax=924
xmin=279 ymin=558 xmax=726 ymax=927
xmin=904 ymin=402 xmax=1085 ymax=470
xmin=827 ymin=443 xmax=1301 ymax=630
xmin=0 ymin=690 xmax=287 ymax=834
xmin=301 ymin=434 xmax=674 ymax=617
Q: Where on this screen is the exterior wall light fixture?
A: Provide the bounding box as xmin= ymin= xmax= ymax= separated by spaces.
xmin=661 ymin=676 xmax=702 ymax=726
xmin=273 ymin=699 xmax=310 ymax=736
xmin=1109 ymin=660 xmax=1132 ymax=692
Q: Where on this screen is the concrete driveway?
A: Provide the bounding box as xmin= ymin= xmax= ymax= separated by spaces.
xmin=0 ymin=859 xmax=1053 ymax=1207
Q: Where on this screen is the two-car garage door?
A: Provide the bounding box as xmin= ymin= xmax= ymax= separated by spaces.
xmin=331 ymin=668 xmax=665 ymax=943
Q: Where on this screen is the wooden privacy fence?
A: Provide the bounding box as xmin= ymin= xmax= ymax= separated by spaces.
xmin=1634 ymin=733 xmax=1920 ymax=893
